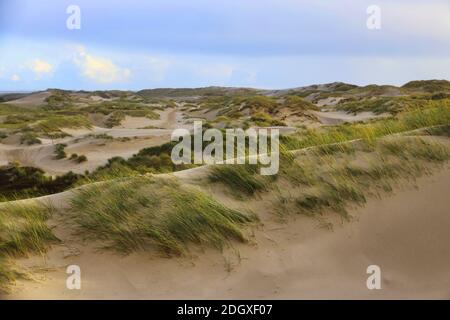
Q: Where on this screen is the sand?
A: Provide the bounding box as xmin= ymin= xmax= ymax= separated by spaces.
xmin=5 ymin=91 xmax=51 ymax=108
xmin=316 ymin=97 xmax=344 ymax=107
xmin=313 ymin=110 xmax=390 ymax=125
xmin=0 ymin=108 xmax=183 ymax=175
xmin=5 ymin=164 xmax=450 ymax=300
xmin=0 ymin=133 xmax=172 ymax=175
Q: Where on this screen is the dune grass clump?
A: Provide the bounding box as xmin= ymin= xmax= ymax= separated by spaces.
xmin=0 ymin=202 xmax=58 ymax=258
xmin=209 ymin=164 xmax=270 ymax=196
xmin=54 ymin=143 xmax=67 ymax=159
xmin=69 ymin=177 xmax=256 ymax=255
xmin=0 ymin=256 xmax=24 ymax=293
xmin=35 ymin=115 xmax=92 ymax=133
xmin=69 ymin=154 xmax=87 ymax=163
xmin=0 ymin=201 xmax=59 ymax=293
xmin=314 ymin=142 xmax=356 ymax=156
xmin=380 ymin=138 xmax=450 ymax=162
xmin=279 ymin=158 xmax=317 ymax=186
xmin=294 ymin=168 xmax=367 ymax=218
xmin=0 ymin=165 xmax=82 ymax=202
xmin=293 ymin=137 xmax=449 ymax=218
xmin=20 ymin=132 xmax=41 ymax=145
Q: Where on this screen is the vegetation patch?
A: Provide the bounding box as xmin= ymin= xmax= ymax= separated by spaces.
xmin=43 ymin=90 xmax=74 ymax=110
xmin=210 ymin=134 xmax=449 ymax=220
xmin=54 ymin=143 xmax=67 ymax=159
xmin=69 ymin=154 xmax=87 ymax=163
xmin=291 ymin=137 xmax=449 ymax=218
xmin=0 ymin=201 xmax=59 ymax=293
xmin=0 ymin=164 xmax=81 ymax=202
xmin=282 ymin=105 xmax=450 ymax=150
xmin=250 ymin=112 xmax=286 ymax=127
xmin=69 ymin=177 xmax=256 ymax=255
xmin=209 ymin=164 xmax=271 ymax=196
xmin=20 ymin=132 xmax=41 ymax=145
xmin=336 ymin=96 xmax=450 ymax=115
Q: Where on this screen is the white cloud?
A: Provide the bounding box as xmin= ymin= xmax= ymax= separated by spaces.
xmin=11 ymin=74 xmax=20 ymax=81
xmin=74 ymin=47 xmax=131 ymax=83
xmin=29 ymin=59 xmax=53 ymax=77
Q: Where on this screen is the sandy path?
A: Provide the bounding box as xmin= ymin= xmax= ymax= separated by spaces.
xmin=6 ymin=167 xmax=450 ymax=299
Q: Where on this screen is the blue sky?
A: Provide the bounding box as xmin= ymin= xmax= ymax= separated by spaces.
xmin=0 ymin=0 xmax=449 ymax=91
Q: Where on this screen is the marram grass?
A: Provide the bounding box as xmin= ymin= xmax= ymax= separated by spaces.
xmin=69 ymin=176 xmax=257 ymax=255
xmin=0 ymin=201 xmax=58 ymax=293
xmin=210 ymin=135 xmax=450 ymax=219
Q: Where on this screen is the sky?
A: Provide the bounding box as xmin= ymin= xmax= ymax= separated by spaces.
xmin=0 ymin=0 xmax=449 ymax=91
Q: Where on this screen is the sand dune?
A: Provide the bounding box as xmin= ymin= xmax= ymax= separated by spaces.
xmin=5 ymin=162 xmax=450 ymax=299
xmin=1 ymin=95 xmax=448 ymax=299
xmin=4 ymin=91 xmax=51 ymax=108
xmin=313 ymin=110 xmax=389 ymax=125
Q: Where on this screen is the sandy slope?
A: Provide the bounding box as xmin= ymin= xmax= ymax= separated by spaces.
xmin=313 ymin=110 xmax=389 ymax=125
xmin=5 ymin=91 xmax=51 ymax=108
xmin=112 ymin=108 xmax=185 ymax=130
xmin=5 ymin=164 xmax=450 ymax=299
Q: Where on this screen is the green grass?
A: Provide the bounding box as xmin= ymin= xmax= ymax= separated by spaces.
xmin=69 ymin=153 xmax=87 ymax=163
xmin=20 ymin=132 xmax=41 ymax=145
xmin=69 ymin=177 xmax=256 ymax=255
xmin=54 ymin=143 xmax=67 ymax=159
xmin=250 ymin=112 xmax=286 ymax=127
xmin=283 ymin=95 xmax=318 ymax=111
xmin=335 ymin=96 xmax=450 ymax=115
xmin=208 ymin=116 xmax=450 ymax=206
xmin=35 ymin=115 xmax=92 ymax=133
xmin=81 ymin=99 xmax=161 ymax=128
xmin=292 ymin=137 xmax=449 ymax=218
xmin=402 ymin=80 xmax=450 ymax=93
xmin=283 ymin=104 xmax=450 ymax=150
xmin=43 ymin=90 xmax=74 ymax=110
xmin=313 ymin=142 xmax=356 ymax=156
xmin=0 ymin=201 xmax=59 ymax=292
xmin=209 ymin=134 xmax=449 ymax=220
xmin=380 ymin=138 xmax=450 ymax=162
xmin=0 ymin=165 xmax=81 ymax=202
xmin=0 ymin=103 xmax=92 ymax=137
xmin=209 ymin=164 xmax=270 ymax=196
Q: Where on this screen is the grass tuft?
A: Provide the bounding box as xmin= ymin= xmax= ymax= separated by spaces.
xmin=209 ymin=164 xmax=269 ymax=196
xmin=0 ymin=201 xmax=58 ymax=293
xmin=69 ymin=177 xmax=256 ymax=255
